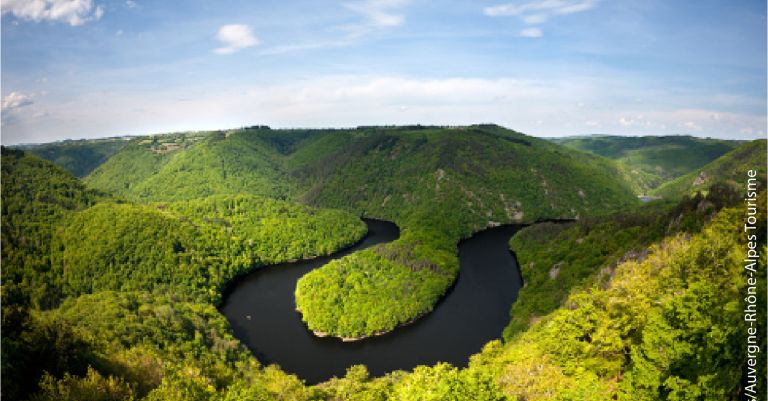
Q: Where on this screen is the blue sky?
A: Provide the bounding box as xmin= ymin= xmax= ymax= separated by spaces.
xmin=1 ymin=0 xmax=766 ymax=144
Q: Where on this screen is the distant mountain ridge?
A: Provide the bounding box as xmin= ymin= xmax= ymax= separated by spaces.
xmin=22 ymin=125 xmax=764 ymax=339
xmin=46 ymin=125 xmax=643 ymax=338
xmin=652 ymin=139 xmax=767 ymax=199
xmin=551 ymin=135 xmax=742 ymax=194
xmin=25 ymin=129 xmax=748 ymax=201
xmin=20 ymin=137 xmax=130 ymax=178
xmin=72 ymin=125 xmax=639 ymax=235
xmin=3 ymin=131 xmax=765 ymax=399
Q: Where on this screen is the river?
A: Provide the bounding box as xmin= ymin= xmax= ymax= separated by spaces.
xmin=220 ymin=219 xmax=524 ymax=384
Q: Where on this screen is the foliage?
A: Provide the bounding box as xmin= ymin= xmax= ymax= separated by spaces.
xmin=166 ymin=195 xmax=366 ymax=264
xmin=84 ymin=125 xmax=641 ymax=338
xmin=83 ymin=143 xmax=173 ymax=199
xmin=51 ymin=202 xmax=210 ymax=299
xmin=1 ymin=152 xmax=365 ymax=399
xmin=1 ymin=295 xmax=95 ymax=401
xmin=50 ymin=195 xmax=366 ymax=303
xmin=23 ymin=201 xmax=755 ymax=401
xmin=3 ymin=132 xmax=763 ymax=401
xmin=468 ymin=201 xmax=765 ymax=400
xmin=652 ymin=139 xmax=767 ymax=199
xmin=292 ymin=125 xmax=638 ymax=238
xmin=85 ymin=129 xmax=294 ymax=202
xmin=289 ymin=125 xmax=638 ymax=337
xmin=40 ymin=290 xmax=316 ymax=401
xmin=22 ymin=138 xmax=129 ymax=178
xmin=295 ymin=238 xmax=457 ymax=338
xmin=505 ymin=183 xmax=743 ymax=338
xmin=552 ymin=135 xmax=741 ymax=194
xmin=31 ymin=367 xmax=137 ymax=401
xmin=1 ymin=147 xmax=100 ymax=308
xmin=85 ymin=125 xmax=639 ymax=235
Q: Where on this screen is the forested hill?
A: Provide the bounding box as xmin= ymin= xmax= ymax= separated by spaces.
xmin=82 ymin=125 xmax=638 ymax=237
xmin=1 ymin=147 xmax=102 ymax=308
xmin=652 ymin=139 xmax=767 ymax=199
xmin=1 ymin=148 xmax=368 ymax=399
xmin=84 ymin=131 xmax=294 ymax=202
xmin=77 ymin=125 xmax=641 ymax=339
xmin=290 ymin=125 xmax=638 ymax=239
xmin=20 ymin=137 xmax=129 ymax=178
xmin=5 ymin=145 xmax=763 ymax=399
xmin=3 ymin=135 xmax=766 ymax=399
xmin=551 ymin=135 xmax=741 ymax=194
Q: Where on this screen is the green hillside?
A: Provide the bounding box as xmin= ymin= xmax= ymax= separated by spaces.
xmin=2 ymin=137 xmax=763 ymax=400
xmin=506 ymin=182 xmax=741 ymax=339
xmin=1 ymin=152 xmax=366 ymax=399
xmin=652 ymin=139 xmax=767 ymax=199
xmin=82 ymin=125 xmax=640 ymax=339
xmin=51 ymin=195 xmax=366 ymax=303
xmin=293 ymin=125 xmax=638 ymax=238
xmin=83 ymin=128 xmax=338 ymax=202
xmin=20 ymin=138 xmax=129 ymax=178
xmin=1 ymin=147 xmax=102 ymax=309
xmin=86 ymin=125 xmax=640 ymax=234
xmin=289 ymin=126 xmax=641 ymax=338
xmin=552 ymin=135 xmax=741 ymax=194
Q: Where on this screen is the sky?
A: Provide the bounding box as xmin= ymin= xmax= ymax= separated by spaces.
xmin=1 ymin=0 xmax=766 ymax=144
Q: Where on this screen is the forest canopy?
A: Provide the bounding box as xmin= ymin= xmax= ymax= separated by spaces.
xmin=3 ymin=130 xmax=766 ymax=400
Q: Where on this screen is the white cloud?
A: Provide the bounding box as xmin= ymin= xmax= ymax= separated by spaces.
xmin=258 ymin=39 xmax=354 ymax=56
xmin=126 ymin=0 xmax=136 ymax=8
xmin=555 ymin=0 xmax=598 ymax=14
xmin=214 ymin=24 xmax=260 ymax=55
xmin=605 ymin=109 xmax=765 ymax=137
xmin=2 ymin=92 xmax=34 ymax=110
xmin=3 ymin=76 xmax=766 ymax=144
xmin=258 ymin=1 xmax=410 ymax=56
xmin=1 ymin=0 xmax=103 ymax=26
xmin=342 ymin=0 xmax=410 ymax=36
xmin=484 ymin=0 xmax=598 ymax=17
xmin=684 ymin=121 xmax=702 ymax=131
xmin=484 ymin=0 xmax=598 ymax=38
xmin=522 ymin=14 xmax=548 ymax=24
xmin=348 ymin=0 xmax=409 ymax=27
xmin=2 ymin=92 xmax=36 ymax=129
xmin=519 ymin=27 xmax=543 ymax=38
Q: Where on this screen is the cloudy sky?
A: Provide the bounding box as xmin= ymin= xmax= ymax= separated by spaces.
xmin=1 ymin=0 xmax=766 ymax=144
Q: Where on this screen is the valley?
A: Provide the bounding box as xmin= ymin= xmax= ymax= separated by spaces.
xmin=2 ymin=126 xmax=765 ymax=401
xmin=224 ymin=219 xmax=532 ymax=384
xmin=4 ymin=2 xmax=764 ymax=399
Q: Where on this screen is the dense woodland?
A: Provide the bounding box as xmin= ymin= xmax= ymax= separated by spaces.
xmin=506 ymin=182 xmax=745 ymax=338
xmin=81 ymin=125 xmax=641 ymax=339
xmin=1 ymin=147 xmax=367 ymax=399
xmin=2 ymin=127 xmax=767 ymax=400
xmin=51 ymin=195 xmax=366 ymax=304
xmin=296 ymin=238 xmax=458 ymax=339
xmin=552 ymin=135 xmax=741 ymax=194
xmin=652 ymin=139 xmax=767 ymax=199
xmin=22 ymin=138 xmax=129 ymax=178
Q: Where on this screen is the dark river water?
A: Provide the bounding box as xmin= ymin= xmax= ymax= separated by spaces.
xmin=220 ymin=219 xmax=524 ymax=384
